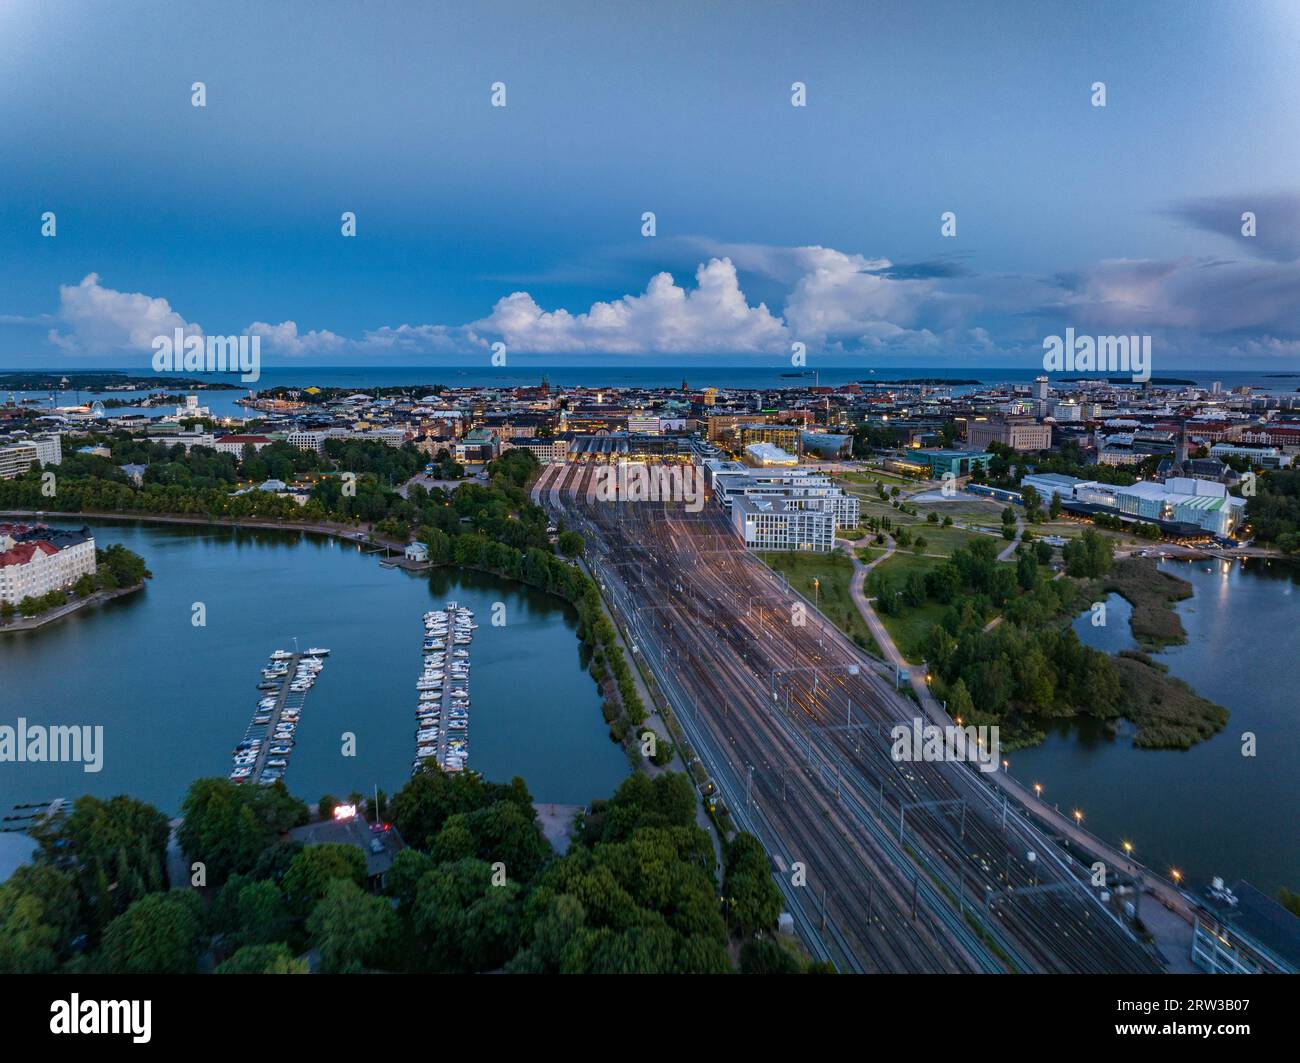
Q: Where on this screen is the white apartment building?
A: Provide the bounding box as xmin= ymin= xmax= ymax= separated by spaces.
xmin=731 ymin=495 xmax=837 ymax=552
xmin=713 ymin=468 xmax=860 ymax=530
xmin=0 ymin=529 xmax=97 ymax=605
xmin=0 ymin=442 xmax=38 ymax=480
xmin=287 ymin=430 xmax=327 ymax=453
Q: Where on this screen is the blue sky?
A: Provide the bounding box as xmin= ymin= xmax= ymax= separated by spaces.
xmin=3 ymin=0 xmax=1300 ymax=371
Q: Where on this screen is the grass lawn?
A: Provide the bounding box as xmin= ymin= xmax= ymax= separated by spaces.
xmin=838 ymin=467 xmax=920 ymax=488
xmin=867 ymin=552 xmax=949 ymax=662
xmin=756 ymin=550 xmax=883 ymax=658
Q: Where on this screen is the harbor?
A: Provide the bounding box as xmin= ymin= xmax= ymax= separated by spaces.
xmin=413 ymin=602 xmax=476 ymax=775
xmin=231 ymin=646 xmax=329 ymax=786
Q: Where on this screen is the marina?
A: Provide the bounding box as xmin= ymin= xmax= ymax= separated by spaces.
xmin=413 ymin=602 xmax=477 ymax=775
xmin=231 ymin=646 xmax=329 ymax=786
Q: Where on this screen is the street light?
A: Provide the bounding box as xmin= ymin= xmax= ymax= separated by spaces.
xmin=1073 ymin=809 xmax=1084 ymax=826
xmin=1032 ymin=782 xmax=1043 ymax=798
xmin=1170 ymin=868 xmax=1183 ymax=886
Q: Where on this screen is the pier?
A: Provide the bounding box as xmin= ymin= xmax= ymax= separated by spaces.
xmin=231 ymin=648 xmax=328 ymax=785
xmin=414 ymin=603 xmax=474 ymax=774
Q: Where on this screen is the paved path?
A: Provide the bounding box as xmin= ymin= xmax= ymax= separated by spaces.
xmin=838 ymin=523 xmax=1202 ymax=949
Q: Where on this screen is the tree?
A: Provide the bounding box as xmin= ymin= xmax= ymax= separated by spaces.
xmin=723 ymin=833 xmax=783 ymax=937
xmin=215 ymin=942 xmax=308 ymax=974
xmin=31 ymin=794 xmax=169 ymax=936
xmin=411 ymin=858 xmax=523 ymax=973
xmin=178 ymin=778 xmax=308 ymax=882
xmin=98 ymin=891 xmax=204 ymax=974
xmin=307 ymin=878 xmax=398 ymax=973
xmin=740 ymin=937 xmax=803 ymax=974
xmin=281 ymin=844 xmax=367 ymax=919
xmin=556 ymin=530 xmax=584 ymax=557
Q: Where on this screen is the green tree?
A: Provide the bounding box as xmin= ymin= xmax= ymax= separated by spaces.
xmin=281 ymin=844 xmax=367 ymax=918
xmin=98 ymin=891 xmax=204 ymax=974
xmin=215 ymin=942 xmax=308 ymax=974
xmin=306 ymin=878 xmax=398 ymax=973
xmin=723 ymin=833 xmax=783 ymax=937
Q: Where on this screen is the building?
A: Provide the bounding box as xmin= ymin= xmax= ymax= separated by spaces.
xmin=501 ymin=436 xmax=570 ymax=464
xmin=744 ymin=441 xmax=798 ymax=467
xmin=887 ymin=449 xmax=994 ymax=479
xmin=967 ymin=417 xmax=1052 ymax=452
xmin=30 ymin=434 xmax=62 ymax=467
xmin=739 ymin=423 xmax=802 ymax=455
xmin=800 ymin=431 xmax=853 ymax=459
xmin=214 ymin=434 xmax=274 ymax=455
xmin=625 ymin=414 xmax=661 ymax=435
xmin=1020 ymin=473 xmax=1247 ymax=538
xmin=0 ymin=442 xmax=38 ymax=480
xmin=287 ymin=430 xmax=327 ymax=453
xmin=730 ymin=495 xmax=837 ymax=552
xmin=0 ymin=525 xmax=97 ymax=606
xmin=713 ymin=468 xmax=859 ymax=530
xmin=404 ymin=542 xmax=429 ymax=563
xmin=1210 ymin=443 xmax=1292 ymax=469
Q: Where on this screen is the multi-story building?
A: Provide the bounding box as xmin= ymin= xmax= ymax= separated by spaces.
xmin=501 ymin=437 xmax=570 ymax=464
xmin=712 ymin=468 xmax=859 ymax=530
xmin=967 ymin=417 xmax=1053 ymax=452
xmin=731 ymin=495 xmax=837 ymax=552
xmin=739 ymin=423 xmax=802 ymax=454
xmin=214 ymin=434 xmax=274 ymax=455
xmin=0 ymin=525 xmax=97 ymax=605
xmin=287 ymin=430 xmax=327 ymax=453
xmin=0 ymin=442 xmax=38 ymax=480
xmin=1210 ymin=443 xmax=1292 ymax=469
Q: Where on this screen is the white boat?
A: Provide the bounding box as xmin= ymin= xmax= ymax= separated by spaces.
xmin=269 ymin=650 xmax=293 ymax=660
xmin=304 ymin=647 xmax=330 ymax=657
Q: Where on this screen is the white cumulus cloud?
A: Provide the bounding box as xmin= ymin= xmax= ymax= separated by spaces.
xmin=472 ymin=258 xmax=789 ymax=354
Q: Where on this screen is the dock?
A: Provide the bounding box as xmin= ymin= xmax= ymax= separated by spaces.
xmin=413 ymin=603 xmax=474 ymax=774
xmin=231 ymin=648 xmax=329 ymax=785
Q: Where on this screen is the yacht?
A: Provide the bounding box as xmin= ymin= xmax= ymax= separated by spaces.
xmin=304 ymin=647 xmax=330 ymax=657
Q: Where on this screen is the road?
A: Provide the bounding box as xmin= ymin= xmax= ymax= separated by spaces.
xmin=534 ymin=462 xmax=1161 ymax=974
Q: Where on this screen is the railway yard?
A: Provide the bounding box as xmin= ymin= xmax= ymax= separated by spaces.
xmin=532 ymin=461 xmax=1162 ymax=974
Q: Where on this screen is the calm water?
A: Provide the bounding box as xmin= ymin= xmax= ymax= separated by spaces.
xmin=1013 ymin=559 xmax=1300 ymax=895
xmin=0 ymin=521 xmax=627 ymax=813
xmin=5 ymin=366 xmax=1297 ymax=421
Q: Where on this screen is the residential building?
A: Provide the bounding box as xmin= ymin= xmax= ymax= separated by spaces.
xmin=0 ymin=525 xmax=97 ymax=605
xmin=730 ymin=495 xmax=837 ymax=552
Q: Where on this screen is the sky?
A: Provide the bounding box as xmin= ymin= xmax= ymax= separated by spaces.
xmin=2 ymin=0 xmax=1300 ymax=373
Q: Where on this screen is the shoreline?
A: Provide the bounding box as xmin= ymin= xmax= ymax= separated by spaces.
xmin=0 ymin=581 xmax=145 ymax=633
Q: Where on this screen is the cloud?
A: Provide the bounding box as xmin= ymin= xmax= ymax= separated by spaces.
xmin=471 ymin=258 xmax=789 ymax=354
xmin=360 ymin=323 xmax=488 ymax=355
xmin=245 ymin=320 xmax=347 ymax=357
xmin=1165 ymin=191 xmax=1300 ymax=262
xmin=31 ymin=213 xmax=1300 ymax=366
xmin=48 ymin=273 xmax=199 ymax=355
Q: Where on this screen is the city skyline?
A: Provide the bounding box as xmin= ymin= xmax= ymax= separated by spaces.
xmin=4 ymin=0 xmax=1300 ymax=371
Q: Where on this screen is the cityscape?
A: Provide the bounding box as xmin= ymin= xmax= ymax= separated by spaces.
xmin=0 ymin=0 xmax=1296 ymax=1032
